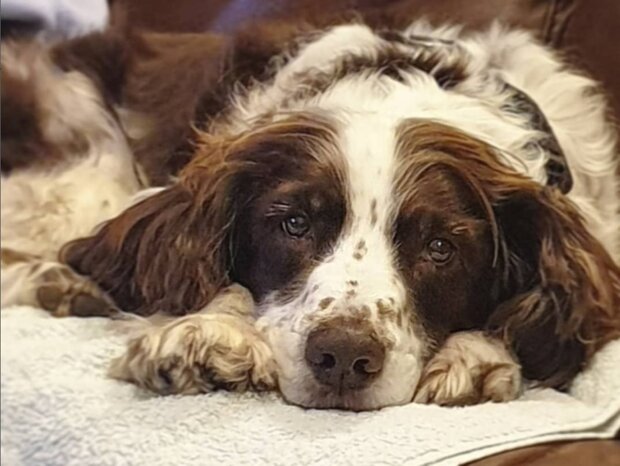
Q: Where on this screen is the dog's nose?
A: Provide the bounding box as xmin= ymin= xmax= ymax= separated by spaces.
xmin=305 ymin=326 xmax=385 ymax=391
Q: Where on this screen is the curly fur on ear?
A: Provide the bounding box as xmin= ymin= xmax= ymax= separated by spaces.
xmin=397 ymin=120 xmax=620 ymax=389
xmin=60 ymin=178 xmax=234 ymax=316
xmin=488 ymin=187 xmax=620 ymax=388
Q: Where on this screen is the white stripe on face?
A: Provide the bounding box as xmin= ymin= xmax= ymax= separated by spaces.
xmin=257 ymin=113 xmax=426 ymax=410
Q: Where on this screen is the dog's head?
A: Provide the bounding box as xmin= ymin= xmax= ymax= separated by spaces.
xmin=62 ymin=113 xmax=620 ymax=410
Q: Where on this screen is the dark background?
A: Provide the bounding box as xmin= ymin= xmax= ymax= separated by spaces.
xmin=111 ymin=0 xmax=620 ymax=126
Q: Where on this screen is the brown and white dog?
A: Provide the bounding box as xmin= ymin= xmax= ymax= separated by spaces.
xmin=2 ymin=18 xmax=619 ymax=411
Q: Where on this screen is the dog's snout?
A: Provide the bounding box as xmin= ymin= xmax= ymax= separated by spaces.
xmin=305 ymin=326 xmax=385 ymax=391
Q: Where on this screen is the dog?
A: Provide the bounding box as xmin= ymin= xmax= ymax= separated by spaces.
xmin=2 ymin=17 xmax=619 ymax=411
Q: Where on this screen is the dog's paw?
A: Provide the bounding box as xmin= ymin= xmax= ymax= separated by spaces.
xmin=414 ymin=331 xmax=522 ymax=406
xmin=109 ymin=313 xmax=277 ymax=395
xmin=35 ymin=265 xmax=117 ymax=317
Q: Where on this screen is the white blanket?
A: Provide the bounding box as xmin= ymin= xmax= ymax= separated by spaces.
xmin=2 ymin=307 xmax=619 ymax=466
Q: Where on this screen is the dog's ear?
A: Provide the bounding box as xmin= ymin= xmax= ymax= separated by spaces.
xmin=60 ymin=167 xmax=236 ymax=316
xmin=487 ymin=186 xmax=620 ymax=388
xmin=400 ymin=121 xmax=620 ymax=389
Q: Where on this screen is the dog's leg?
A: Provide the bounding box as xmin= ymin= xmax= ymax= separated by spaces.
xmin=1 ymin=248 xmax=117 ymax=317
xmin=413 ymin=331 xmax=522 ymax=406
xmin=109 ymin=284 xmax=277 ymax=394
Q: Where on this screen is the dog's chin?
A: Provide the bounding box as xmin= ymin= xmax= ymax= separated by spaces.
xmin=279 ymin=380 xmax=414 ymax=411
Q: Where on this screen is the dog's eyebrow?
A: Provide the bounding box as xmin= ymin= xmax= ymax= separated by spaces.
xmin=265 ymin=202 xmax=294 ymax=217
xmin=449 ymin=219 xmax=486 ymax=236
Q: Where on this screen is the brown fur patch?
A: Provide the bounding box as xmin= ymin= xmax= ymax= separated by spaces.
xmin=1 ymin=60 xmax=62 ymax=173
xmin=353 ymin=239 xmax=368 ymax=260
xmin=318 ymin=297 xmax=335 ymax=310
xmin=0 ymin=248 xmax=38 ymax=266
xmin=370 ymin=199 xmax=378 ymax=226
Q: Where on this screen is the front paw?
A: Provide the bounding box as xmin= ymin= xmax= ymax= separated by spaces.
xmin=414 ymin=332 xmax=522 ymax=406
xmin=109 ymin=313 xmax=277 ymax=395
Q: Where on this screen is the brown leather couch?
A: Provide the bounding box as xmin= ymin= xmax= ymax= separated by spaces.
xmin=113 ymin=0 xmax=619 ymax=464
xmin=114 ymin=0 xmax=620 ymax=126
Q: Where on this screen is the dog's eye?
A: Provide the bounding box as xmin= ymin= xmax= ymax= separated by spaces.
xmin=282 ymin=215 xmax=310 ymax=238
xmin=427 ymin=238 xmax=454 ymax=264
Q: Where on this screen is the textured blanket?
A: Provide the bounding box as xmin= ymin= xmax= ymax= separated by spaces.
xmin=2 ymin=307 xmax=619 ymax=466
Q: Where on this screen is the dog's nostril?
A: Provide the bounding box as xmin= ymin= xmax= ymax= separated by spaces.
xmin=319 ymin=353 xmax=336 ymax=369
xmin=352 ymin=356 xmax=383 ymax=375
xmin=353 ymin=358 xmax=383 ymax=375
xmin=352 ymin=357 xmax=370 ymax=375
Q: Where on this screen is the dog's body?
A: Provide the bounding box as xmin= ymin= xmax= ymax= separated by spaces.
xmin=2 ymin=19 xmax=619 ymax=411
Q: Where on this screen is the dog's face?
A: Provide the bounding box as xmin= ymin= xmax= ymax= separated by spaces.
xmin=229 ymin=116 xmax=496 ymax=409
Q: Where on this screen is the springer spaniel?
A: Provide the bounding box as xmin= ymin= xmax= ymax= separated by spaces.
xmin=2 ymin=18 xmax=619 ymax=411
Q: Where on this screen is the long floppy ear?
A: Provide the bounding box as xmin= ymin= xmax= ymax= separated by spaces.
xmin=60 ymin=172 xmax=235 ymax=316
xmin=487 ymin=185 xmax=620 ymax=389
xmin=401 ymin=121 xmax=620 ymax=389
